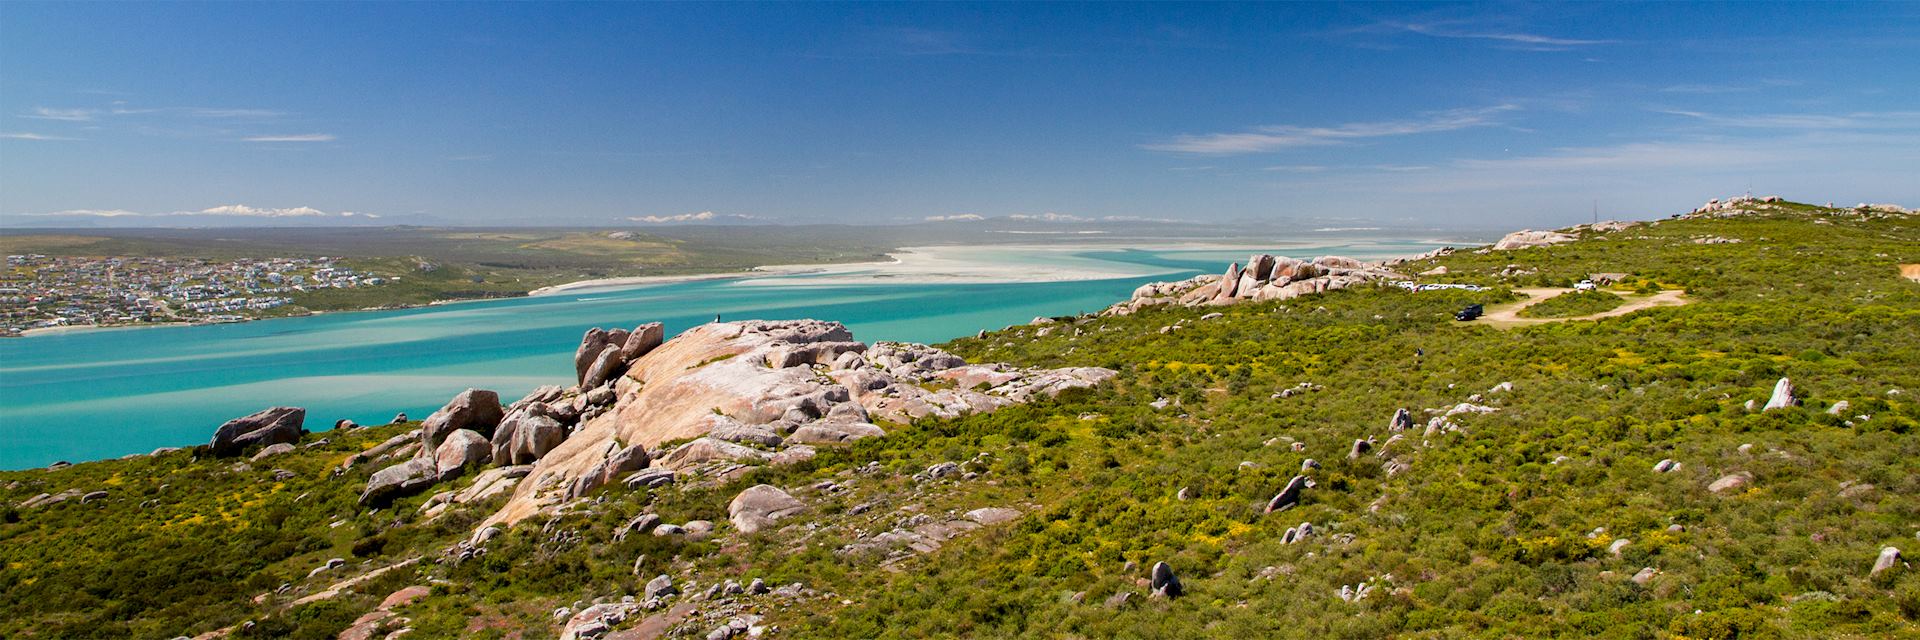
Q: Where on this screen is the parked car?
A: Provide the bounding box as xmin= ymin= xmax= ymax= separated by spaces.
xmin=1574 ymin=280 xmax=1597 ymax=291
xmin=1455 ymin=303 xmax=1484 ymax=321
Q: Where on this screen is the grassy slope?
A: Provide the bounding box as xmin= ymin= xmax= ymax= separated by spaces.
xmin=1 ymin=202 xmax=1916 ymax=639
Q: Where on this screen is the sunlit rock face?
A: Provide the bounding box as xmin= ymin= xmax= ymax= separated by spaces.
xmin=481 ymin=320 xmax=1115 ymax=528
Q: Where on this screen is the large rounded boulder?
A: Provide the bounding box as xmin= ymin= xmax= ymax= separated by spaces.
xmin=421 ymin=389 xmax=505 ymax=448
xmin=728 ymin=484 xmax=805 ymax=534
xmin=209 ymin=406 xmax=306 ymax=457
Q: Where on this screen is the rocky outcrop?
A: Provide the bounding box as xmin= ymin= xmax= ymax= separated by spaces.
xmin=209 ymin=406 xmax=305 ymax=456
xmin=729 ymin=484 xmax=805 ymax=534
xmin=566 ymin=441 xmax=649 ymax=500
xmin=491 ymin=402 xmax=568 ymax=465
xmin=478 ymin=319 xmax=1115 ymax=529
xmin=421 ymin=389 xmax=504 ymax=449
xmin=1686 ymin=195 xmax=1782 ymax=217
xmin=789 ymin=422 xmax=886 ymax=445
xmin=1491 ymin=229 xmax=1577 ymax=251
xmin=656 ymin=437 xmax=771 ymax=470
xmin=1104 ymin=254 xmax=1404 ymax=315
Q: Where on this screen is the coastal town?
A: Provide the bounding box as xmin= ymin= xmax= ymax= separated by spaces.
xmin=0 ymin=254 xmax=389 ymax=336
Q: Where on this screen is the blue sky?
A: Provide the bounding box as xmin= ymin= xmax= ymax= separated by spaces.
xmin=3 ymin=2 xmax=1916 ymax=228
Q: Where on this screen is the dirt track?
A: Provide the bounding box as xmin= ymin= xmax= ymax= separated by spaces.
xmin=1475 ymin=287 xmax=1690 ymax=328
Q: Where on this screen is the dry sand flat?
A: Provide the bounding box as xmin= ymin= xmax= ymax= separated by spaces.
xmin=1476 ymin=287 xmax=1690 ymax=328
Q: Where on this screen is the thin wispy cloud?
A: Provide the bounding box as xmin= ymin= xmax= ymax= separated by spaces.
xmin=1145 ymin=104 xmax=1519 ymax=155
xmin=808 ymin=26 xmax=1062 ymax=60
xmin=186 ymin=108 xmax=284 ymax=118
xmin=1006 ymin=212 xmax=1091 ymax=222
xmin=1658 ymin=78 xmax=1801 ymax=94
xmin=1385 ymin=20 xmax=1616 ymax=48
xmin=1659 ymin=84 xmax=1754 ymax=95
xmin=626 ymin=211 xmax=762 ymax=224
xmin=1 ymin=132 xmax=81 ymax=141
xmin=242 ymin=133 xmax=337 ymax=142
xmin=1451 ymin=141 xmax=1773 ymax=172
xmin=20 ymin=209 xmax=145 ymax=218
xmin=924 ymin=214 xmax=986 ymax=222
xmin=25 ymin=107 xmax=99 ymax=121
xmin=1653 ymin=109 xmax=1920 ymax=130
xmin=19 ymin=204 xmax=377 ymax=218
xmin=1337 ymin=17 xmax=1616 ymax=51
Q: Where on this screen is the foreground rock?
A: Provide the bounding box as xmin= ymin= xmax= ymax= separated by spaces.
xmin=421 ymin=389 xmax=504 ymax=449
xmin=361 ymin=458 xmax=438 ymax=506
xmin=209 ymin=406 xmax=306 ymax=456
xmin=729 ymin=484 xmax=806 ymax=534
xmin=478 ymin=320 xmax=1114 ymax=528
xmin=433 ymin=429 xmax=492 ymax=481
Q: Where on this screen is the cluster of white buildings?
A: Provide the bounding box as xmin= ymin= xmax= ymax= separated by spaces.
xmin=0 ymin=254 xmax=388 ymax=335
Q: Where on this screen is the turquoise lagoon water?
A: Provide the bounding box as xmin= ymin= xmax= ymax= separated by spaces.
xmin=0 ymin=242 xmax=1441 ymax=468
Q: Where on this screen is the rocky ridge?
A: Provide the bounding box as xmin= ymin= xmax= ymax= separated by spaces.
xmin=336 ymin=319 xmax=1112 ymax=529
xmin=1103 ymin=253 xmax=1407 ymax=315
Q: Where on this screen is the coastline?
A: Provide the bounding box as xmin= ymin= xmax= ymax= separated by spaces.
xmin=536 ymin=239 xmax=1464 ymax=293
xmin=521 ymin=257 xmax=904 ymax=297
xmin=7 ymin=238 xmax=1458 ymax=338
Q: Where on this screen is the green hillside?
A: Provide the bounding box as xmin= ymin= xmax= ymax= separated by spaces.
xmin=2 ymin=200 xmax=1916 ymax=639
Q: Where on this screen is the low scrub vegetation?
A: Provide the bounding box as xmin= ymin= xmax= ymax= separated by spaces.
xmin=2 ymin=201 xmax=1915 ymax=639
xmin=1517 ymin=289 xmax=1628 ymax=318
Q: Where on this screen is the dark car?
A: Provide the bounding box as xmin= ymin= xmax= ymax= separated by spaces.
xmin=1454 ymin=303 xmax=1484 ymax=321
